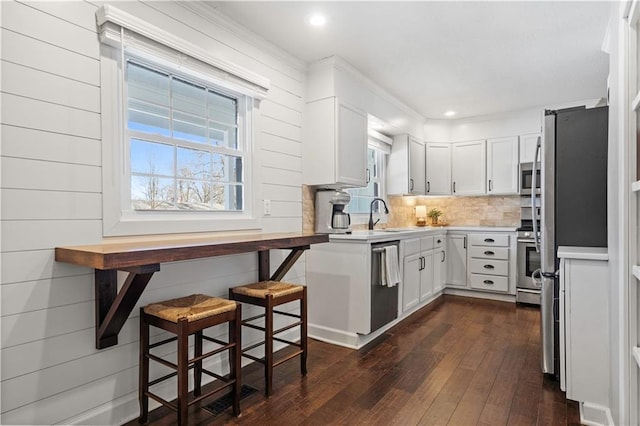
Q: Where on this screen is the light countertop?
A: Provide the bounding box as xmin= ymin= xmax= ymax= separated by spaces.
xmin=328 ymin=226 xmax=518 ymax=242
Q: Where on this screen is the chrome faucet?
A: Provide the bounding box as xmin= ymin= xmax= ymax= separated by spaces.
xmin=368 ymin=198 xmax=390 ymax=230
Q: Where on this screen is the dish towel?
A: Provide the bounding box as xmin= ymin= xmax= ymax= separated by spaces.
xmin=380 ymin=250 xmax=388 ymax=286
xmin=384 ymin=245 xmax=401 ymax=287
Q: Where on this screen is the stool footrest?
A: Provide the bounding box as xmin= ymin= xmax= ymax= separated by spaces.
xmin=201 ymin=335 xmax=228 ymax=346
xmin=145 ymin=391 xmax=177 ymax=412
xmin=149 ymin=370 xmax=177 ymax=387
xmin=273 ymin=336 xmax=301 ymax=348
xmin=242 ymin=352 xmax=264 ymax=363
xmin=241 ymin=320 xmax=302 ymax=336
xmin=243 ymin=340 xmax=265 ymax=352
xmin=273 ymin=309 xmax=301 ymax=319
xmin=147 ymin=353 xmax=178 ymax=370
xmin=191 ymin=342 xmax=234 ymax=364
xmin=202 ymin=368 xmax=231 ymax=383
xmin=273 ymin=349 xmax=304 ymax=367
xmin=149 ymin=335 xmax=177 ymax=349
xmin=189 ymin=380 xmax=235 ymax=406
xmin=244 ymin=313 xmax=266 ymax=323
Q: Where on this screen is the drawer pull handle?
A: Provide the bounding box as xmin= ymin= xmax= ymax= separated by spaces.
xmin=483 ymin=280 xmax=494 ymax=285
xmin=483 ymin=264 xmax=495 ymax=269
xmin=437 ymin=239 xmax=442 ymax=243
xmin=484 ymin=250 xmax=494 ymax=256
xmin=484 ymin=238 xmax=495 ymax=243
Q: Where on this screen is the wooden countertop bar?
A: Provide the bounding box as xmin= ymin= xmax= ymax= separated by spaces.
xmin=56 ymin=232 xmax=328 ymax=270
xmin=55 ymin=232 xmax=329 ymax=349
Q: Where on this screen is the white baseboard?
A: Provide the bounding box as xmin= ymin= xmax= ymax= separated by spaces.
xmin=580 ymin=401 xmax=614 ymax=426
xmin=62 ymin=330 xmax=299 ymax=425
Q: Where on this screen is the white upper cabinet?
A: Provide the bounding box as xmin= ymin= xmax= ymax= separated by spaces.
xmin=451 ymin=140 xmax=486 ymax=195
xmin=425 ymin=143 xmax=451 ymax=195
xmin=487 ymin=136 xmax=519 ymax=195
xmin=303 ymin=97 xmax=368 ymax=187
xmin=387 ymin=134 xmax=426 ymax=195
xmin=519 ymin=133 xmax=541 ymax=163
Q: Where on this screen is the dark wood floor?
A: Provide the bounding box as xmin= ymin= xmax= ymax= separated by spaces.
xmin=127 ymin=295 xmax=581 ymax=426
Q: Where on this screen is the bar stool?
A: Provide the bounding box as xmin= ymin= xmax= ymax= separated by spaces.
xmin=229 ymin=280 xmax=307 ymax=397
xmin=138 ymin=294 xmax=241 ymax=425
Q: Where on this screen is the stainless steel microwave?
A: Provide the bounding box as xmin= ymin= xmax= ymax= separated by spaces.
xmin=519 ymin=162 xmax=541 ymax=195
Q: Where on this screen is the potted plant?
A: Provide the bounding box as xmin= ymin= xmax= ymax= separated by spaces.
xmin=427 ymin=208 xmax=442 ymax=225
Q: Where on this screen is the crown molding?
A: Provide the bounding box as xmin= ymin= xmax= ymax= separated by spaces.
xmin=312 ymin=56 xmax=426 ymax=124
xmin=178 ymin=2 xmax=307 ymax=76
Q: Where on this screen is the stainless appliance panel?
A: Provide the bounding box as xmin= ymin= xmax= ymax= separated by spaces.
xmin=540 ymin=112 xmax=556 ymax=375
xmin=517 ymin=239 xmax=541 ymax=292
xmin=371 ymin=241 xmax=399 ymax=332
xmin=519 ymin=162 xmax=541 ymax=195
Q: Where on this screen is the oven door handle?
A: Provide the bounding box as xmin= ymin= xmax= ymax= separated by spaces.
xmin=531 ymin=268 xmax=542 ymax=288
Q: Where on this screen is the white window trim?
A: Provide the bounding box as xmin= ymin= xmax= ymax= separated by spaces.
xmin=97 ymin=6 xmax=268 ymax=237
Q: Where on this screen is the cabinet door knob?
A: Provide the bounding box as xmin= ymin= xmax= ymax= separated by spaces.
xmin=483 ymin=264 xmax=495 ymax=269
xmin=484 ymin=250 xmax=494 ymax=256
xmin=483 ymin=280 xmax=494 ymax=285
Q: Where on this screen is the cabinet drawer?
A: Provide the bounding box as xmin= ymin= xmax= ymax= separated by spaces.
xmin=469 ymin=274 xmax=509 ymax=292
xmin=434 ymin=235 xmax=445 ymax=248
xmin=421 ymin=236 xmax=434 ymax=251
xmin=468 ymin=258 xmax=509 ymax=276
xmin=469 ymin=234 xmax=509 ymax=247
xmin=403 ymin=238 xmax=421 ymax=256
xmin=468 ymin=246 xmax=509 ymax=260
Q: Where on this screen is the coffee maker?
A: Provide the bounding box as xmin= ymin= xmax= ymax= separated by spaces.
xmin=315 ymin=189 xmax=352 ymax=234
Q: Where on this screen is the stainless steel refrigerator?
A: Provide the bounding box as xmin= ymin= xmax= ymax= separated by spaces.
xmin=536 ymin=106 xmax=608 ymax=377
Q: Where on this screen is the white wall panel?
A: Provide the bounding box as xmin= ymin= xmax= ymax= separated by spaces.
xmin=19 ymin=0 xmax=99 ymax=32
xmin=1 ymin=220 xmax=102 ymax=252
xmin=261 ymin=132 xmax=302 ymax=158
xmin=2 ymin=94 xmax=101 ymax=139
xmin=261 ymin=99 xmax=302 ymax=125
xmin=262 ymin=150 xmax=302 ymax=171
xmin=262 ymin=183 xmax=302 ymax=202
xmin=261 ymin=167 xmax=302 ymax=187
xmin=261 ymin=115 xmax=302 ymax=142
xmin=2 ymin=61 xmax=100 ymax=112
xmin=1 ymin=157 xmax=101 ymax=192
xmin=267 ymin=85 xmax=304 ymax=112
xmin=1 ymin=274 xmax=94 ymax=316
xmin=1 ymin=29 xmax=100 ymax=85
xmin=1 ymin=1 xmax=99 ymax=58
xmin=1 ymin=189 xmax=101 ymax=220
xmin=2 ymin=125 xmax=101 ymax=166
xmin=1 ymin=250 xmax=89 ymax=284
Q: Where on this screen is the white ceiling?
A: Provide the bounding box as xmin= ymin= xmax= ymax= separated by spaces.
xmin=209 ymin=1 xmax=611 ymax=120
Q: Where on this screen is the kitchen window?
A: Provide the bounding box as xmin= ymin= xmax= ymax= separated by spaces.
xmin=97 ymin=5 xmax=269 ymax=236
xmin=347 ymin=137 xmax=390 ymax=215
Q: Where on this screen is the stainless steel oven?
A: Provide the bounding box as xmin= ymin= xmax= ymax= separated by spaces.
xmin=519 ymin=162 xmax=541 ymax=195
xmin=516 ymin=230 xmax=541 ymax=305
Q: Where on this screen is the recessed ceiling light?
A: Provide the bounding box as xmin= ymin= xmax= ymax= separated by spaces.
xmin=444 ymin=111 xmax=456 ymax=117
xmin=306 ymin=13 xmax=327 ymax=27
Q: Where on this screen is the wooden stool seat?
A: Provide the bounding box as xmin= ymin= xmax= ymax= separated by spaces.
xmin=144 ymin=294 xmax=236 ymax=322
xmin=231 ymin=281 xmax=303 ymax=299
xmin=229 ymin=281 xmax=307 ymax=397
xmin=139 ymin=294 xmax=241 ymax=425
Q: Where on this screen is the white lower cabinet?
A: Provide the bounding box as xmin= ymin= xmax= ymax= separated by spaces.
xmin=446 ymin=234 xmax=467 ymax=287
xmin=402 ymin=235 xmax=441 ymax=313
xmin=433 ymin=235 xmax=446 ymax=293
xmin=467 ymin=233 xmax=511 ymax=293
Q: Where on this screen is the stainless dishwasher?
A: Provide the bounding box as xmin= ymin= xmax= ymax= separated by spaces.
xmin=370 ymin=240 xmax=400 ymax=332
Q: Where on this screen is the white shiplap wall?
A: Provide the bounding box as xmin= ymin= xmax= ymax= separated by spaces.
xmin=0 ymin=1 xmax=306 ymax=424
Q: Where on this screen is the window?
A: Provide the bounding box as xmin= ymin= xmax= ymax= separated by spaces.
xmin=127 ymin=61 xmax=244 ymax=212
xmin=97 ymin=6 xmax=269 ymax=236
xmin=347 ymin=141 xmax=389 ymax=214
